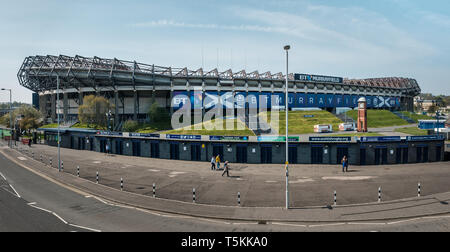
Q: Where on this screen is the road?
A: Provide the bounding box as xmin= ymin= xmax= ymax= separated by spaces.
xmin=0 ymin=147 xmax=449 ymax=232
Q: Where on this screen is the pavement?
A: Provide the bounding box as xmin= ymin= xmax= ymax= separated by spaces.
xmin=1 ymin=140 xmax=449 ymax=226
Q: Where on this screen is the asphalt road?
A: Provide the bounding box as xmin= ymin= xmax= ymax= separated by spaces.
xmin=0 ymin=148 xmax=449 ymax=232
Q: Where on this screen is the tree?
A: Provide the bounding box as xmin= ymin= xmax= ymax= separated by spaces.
xmin=0 ymin=105 xmax=42 ymax=132
xmin=148 ymin=101 xmax=170 ymax=123
xmin=78 ymin=95 xmax=114 ymax=127
xmin=122 ymin=120 xmax=139 ymax=132
xmin=427 ymin=104 xmax=438 ymax=114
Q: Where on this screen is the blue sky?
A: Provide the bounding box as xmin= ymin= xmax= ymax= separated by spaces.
xmin=1 ymin=0 xmax=449 ymax=103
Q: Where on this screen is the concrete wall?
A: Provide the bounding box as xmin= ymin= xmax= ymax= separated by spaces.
xmin=44 ymin=131 xmax=445 ymax=165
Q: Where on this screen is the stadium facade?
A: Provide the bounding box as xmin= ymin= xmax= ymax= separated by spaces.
xmin=18 ymin=55 xmax=421 ymax=125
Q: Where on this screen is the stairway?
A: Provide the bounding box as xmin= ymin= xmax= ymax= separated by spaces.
xmin=392 ymin=111 xmax=416 ymax=124
xmin=336 ymin=112 xmax=355 ymax=123
xmin=237 ymin=113 xmax=275 ymax=136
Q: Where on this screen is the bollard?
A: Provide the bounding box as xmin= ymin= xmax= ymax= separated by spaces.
xmin=96 ymin=172 xmax=99 ymax=184
xmin=193 ymin=188 xmax=196 ymax=203
xmin=121 ymin=178 xmax=123 ymax=191
xmin=378 ymin=187 xmax=382 ymax=203
xmin=40 ymin=154 xmax=42 ymax=162
xmin=334 ymin=190 xmax=337 ymax=206
xmin=32 ymin=152 xmax=34 ymax=159
xmin=61 ymin=161 xmax=64 ymax=172
xmin=153 ymin=183 xmax=156 ymax=198
xmin=50 ymin=157 xmax=52 ymax=167
xmin=238 ymin=192 xmax=241 ymax=206
xmin=418 ymin=182 xmax=421 ymax=197
xmin=77 ymin=166 xmax=80 ymax=177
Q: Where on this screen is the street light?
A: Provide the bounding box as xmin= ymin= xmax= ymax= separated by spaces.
xmin=284 ymin=45 xmax=290 ymax=210
xmin=57 ymin=76 xmax=61 ymax=172
xmin=1 ymin=88 xmax=12 ymax=147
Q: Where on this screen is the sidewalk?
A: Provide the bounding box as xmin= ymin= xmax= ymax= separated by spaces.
xmin=1 ymin=144 xmax=449 ymax=223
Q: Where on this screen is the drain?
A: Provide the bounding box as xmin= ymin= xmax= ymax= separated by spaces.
xmin=257 ymin=220 xmax=267 ymax=225
xmin=136 ymin=187 xmax=145 ymax=190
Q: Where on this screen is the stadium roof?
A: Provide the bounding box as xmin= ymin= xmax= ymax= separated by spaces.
xmin=18 ymin=55 xmax=420 ymax=95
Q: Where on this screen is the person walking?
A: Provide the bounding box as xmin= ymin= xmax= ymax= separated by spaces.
xmin=342 ymin=155 xmax=348 ymax=172
xmin=222 ymin=161 xmax=230 ymax=177
xmin=215 ymin=154 xmax=221 ymax=170
xmin=105 ymin=143 xmax=110 ymax=156
xmin=210 ymin=156 xmax=216 ymax=170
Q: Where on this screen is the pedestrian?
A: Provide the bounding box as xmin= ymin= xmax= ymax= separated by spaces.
xmin=222 ymin=161 xmax=230 ymax=177
xmin=342 ymin=155 xmax=348 ymax=172
xmin=105 ymin=143 xmax=110 ymax=156
xmin=28 ymin=138 xmax=32 ymax=147
xmin=215 ymin=154 xmax=221 ymax=170
xmin=210 ymin=156 xmax=216 ymax=170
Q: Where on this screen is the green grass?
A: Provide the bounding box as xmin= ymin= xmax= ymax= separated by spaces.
xmin=71 ymin=123 xmax=106 ymax=130
xmin=346 ymin=110 xmax=409 ymax=128
xmin=261 ymin=110 xmax=343 ymax=134
xmin=135 ymin=121 xmax=173 ymax=133
xmin=394 ymin=127 xmax=429 ymax=136
xmin=40 ymin=123 xmax=59 ymax=128
xmin=399 ymin=111 xmax=433 ymax=123
xmin=163 ymin=118 xmax=255 ymax=136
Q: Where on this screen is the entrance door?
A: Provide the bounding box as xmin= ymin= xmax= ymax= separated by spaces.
xmin=396 ymin=148 xmax=402 ymax=164
xmin=436 ymin=146 xmax=442 ymax=161
xmin=336 ymin=147 xmax=349 ymax=164
xmin=416 ymin=147 xmax=422 ymax=163
xmin=170 ymin=143 xmax=180 ymax=160
xmin=191 ymin=144 xmax=201 ymax=161
xmin=381 ymin=148 xmax=388 ymax=164
xmin=423 ymin=147 xmax=428 ymax=162
xmin=261 ymin=146 xmax=272 ymax=164
xmin=115 ymin=140 xmax=123 ymax=155
xmin=311 ymin=146 xmax=323 ymax=164
xmin=288 ymin=145 xmax=298 ymax=164
xmin=212 ymin=145 xmax=224 ymax=160
xmin=132 ymin=141 xmax=141 ymax=156
xmin=360 ymin=148 xmax=366 ymax=165
xmin=402 ymin=148 xmax=408 ymax=163
xmin=374 ymin=148 xmax=381 ymax=165
xmin=150 ymin=142 xmax=159 ymax=158
xmin=236 ymin=145 xmax=247 ymax=163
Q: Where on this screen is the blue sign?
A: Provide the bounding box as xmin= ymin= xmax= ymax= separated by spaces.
xmin=307 ymin=93 xmax=316 ymax=107
xmin=166 ymin=134 xmax=201 ymax=140
xmin=418 ymin=120 xmax=445 ymax=130
xmin=304 ymin=115 xmax=314 ymax=118
xmin=317 ymin=94 xmax=326 ymax=108
xmin=360 ymin=136 xmax=401 ymax=142
xmin=209 ymin=136 xmax=248 ymax=141
xmin=297 ymin=93 xmax=306 ymax=107
xmin=294 ymin=74 xmax=343 ymax=84
xmin=172 ymin=92 xmax=402 ymax=110
xmin=406 ymin=135 xmax=444 ymax=141
xmin=326 ymin=94 xmax=335 ymax=107
xmin=130 ymin=133 xmax=160 ymax=138
xmin=309 ymin=137 xmax=352 ymax=142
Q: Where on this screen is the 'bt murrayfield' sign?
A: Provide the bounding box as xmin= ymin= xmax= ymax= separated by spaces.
xmin=294 ymin=74 xmax=343 ymax=84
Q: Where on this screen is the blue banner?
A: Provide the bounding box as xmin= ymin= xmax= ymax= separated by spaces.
xmin=297 ymin=93 xmax=306 ymax=107
xmin=307 ymin=93 xmax=316 ymax=107
xmin=406 ymin=135 xmax=444 ymax=141
xmin=317 ymin=94 xmax=326 ymax=108
xmin=326 ymin=94 xmax=335 ymax=108
xmin=166 ymin=134 xmax=201 ymax=140
xmin=360 ymin=136 xmax=401 ymax=142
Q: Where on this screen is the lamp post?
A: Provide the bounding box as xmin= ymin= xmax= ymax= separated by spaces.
xmin=284 ymin=45 xmax=290 ymax=210
xmin=57 ymin=76 xmax=61 ymax=172
xmin=1 ymin=88 xmax=12 ymax=147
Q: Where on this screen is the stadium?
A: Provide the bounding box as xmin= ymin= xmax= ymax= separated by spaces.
xmin=16 ymin=54 xmax=444 ymax=166
xmin=18 ymin=55 xmax=421 ymax=127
